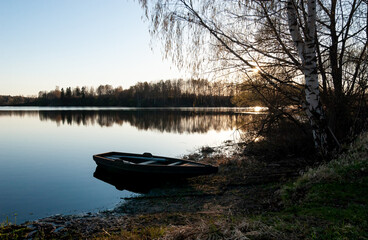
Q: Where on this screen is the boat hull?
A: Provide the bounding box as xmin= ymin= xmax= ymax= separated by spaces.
xmin=93 ymin=151 xmax=218 ymax=178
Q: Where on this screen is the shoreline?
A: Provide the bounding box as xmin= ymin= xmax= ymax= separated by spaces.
xmin=2 ymin=133 xmax=367 ymax=239
xmin=13 ymin=141 xmax=307 ymax=239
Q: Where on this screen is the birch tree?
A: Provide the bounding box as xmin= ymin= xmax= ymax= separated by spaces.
xmin=138 ymin=0 xmax=368 ymax=155
xmin=287 ymin=0 xmax=327 ymax=154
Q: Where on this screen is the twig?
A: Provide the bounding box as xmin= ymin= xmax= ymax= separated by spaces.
xmin=121 ymin=192 xmax=222 ymax=200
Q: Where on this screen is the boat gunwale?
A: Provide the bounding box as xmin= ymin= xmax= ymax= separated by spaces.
xmin=93 ymin=151 xmax=214 ymax=168
xmin=93 ymin=151 xmax=218 ymax=176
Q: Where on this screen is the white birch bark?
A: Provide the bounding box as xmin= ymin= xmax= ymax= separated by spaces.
xmin=287 ymin=0 xmax=328 ymax=155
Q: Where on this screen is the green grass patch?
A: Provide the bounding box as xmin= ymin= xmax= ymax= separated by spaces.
xmin=249 ymin=132 xmax=368 ymax=239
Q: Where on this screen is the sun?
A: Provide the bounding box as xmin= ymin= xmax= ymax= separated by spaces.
xmin=252 ymin=66 xmax=260 ymax=73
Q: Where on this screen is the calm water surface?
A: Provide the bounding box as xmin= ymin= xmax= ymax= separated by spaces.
xmin=0 ymin=107 xmax=259 ymax=224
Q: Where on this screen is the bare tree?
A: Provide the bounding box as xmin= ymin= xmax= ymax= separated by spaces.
xmin=138 ymin=0 xmax=367 ymax=155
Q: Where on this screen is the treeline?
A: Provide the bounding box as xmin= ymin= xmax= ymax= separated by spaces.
xmin=0 ymin=95 xmax=35 ymax=106
xmin=34 ymin=79 xmax=235 ymax=107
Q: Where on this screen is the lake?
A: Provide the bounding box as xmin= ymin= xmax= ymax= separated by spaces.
xmin=0 ymin=107 xmax=262 ymax=224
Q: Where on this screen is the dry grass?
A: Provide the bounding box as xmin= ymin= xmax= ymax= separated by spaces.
xmin=283 ymin=131 xmax=368 ymax=198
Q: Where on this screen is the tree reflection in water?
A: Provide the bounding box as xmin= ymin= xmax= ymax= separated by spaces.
xmin=0 ymin=108 xmax=266 ymax=134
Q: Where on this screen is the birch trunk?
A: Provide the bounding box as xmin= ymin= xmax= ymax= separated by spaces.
xmin=287 ymin=0 xmax=328 ymax=155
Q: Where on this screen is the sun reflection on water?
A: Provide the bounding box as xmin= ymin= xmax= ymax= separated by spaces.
xmin=254 ymin=106 xmax=262 ymax=112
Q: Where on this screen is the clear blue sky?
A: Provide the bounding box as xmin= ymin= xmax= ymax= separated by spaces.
xmin=0 ymin=0 xmax=183 ymax=96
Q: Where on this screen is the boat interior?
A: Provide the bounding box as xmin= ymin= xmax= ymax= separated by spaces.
xmin=101 ymin=153 xmax=203 ymax=167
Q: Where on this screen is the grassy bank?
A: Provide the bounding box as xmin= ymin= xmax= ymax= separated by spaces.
xmin=252 ymin=132 xmax=368 ymax=239
xmin=1 ymin=133 xmax=367 ymax=239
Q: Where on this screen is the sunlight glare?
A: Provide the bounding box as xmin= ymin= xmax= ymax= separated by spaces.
xmin=254 ymin=106 xmax=262 ymax=112
xmin=252 ymin=66 xmax=260 ymax=73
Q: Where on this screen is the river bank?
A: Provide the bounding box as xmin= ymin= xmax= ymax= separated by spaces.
xmin=2 ymin=133 xmax=367 ymax=239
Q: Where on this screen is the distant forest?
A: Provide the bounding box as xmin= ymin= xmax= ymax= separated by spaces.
xmin=0 ymin=79 xmax=237 ymax=107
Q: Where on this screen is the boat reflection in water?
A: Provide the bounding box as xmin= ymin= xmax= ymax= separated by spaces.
xmin=93 ymin=166 xmax=186 ymax=194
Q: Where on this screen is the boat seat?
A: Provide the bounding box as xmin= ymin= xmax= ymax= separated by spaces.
xmin=122 ymin=160 xmax=133 ymax=164
xmin=140 ymin=160 xmax=156 ymax=165
xmin=168 ymin=162 xmax=182 ymax=166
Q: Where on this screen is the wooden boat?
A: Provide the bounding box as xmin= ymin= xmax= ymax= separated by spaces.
xmin=93 ymin=152 xmax=218 ymax=178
